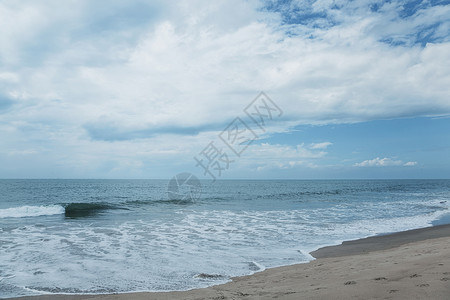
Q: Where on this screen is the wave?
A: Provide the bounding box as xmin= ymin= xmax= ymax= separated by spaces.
xmin=64 ymin=202 xmax=125 ymax=218
xmin=151 ymin=199 xmax=195 ymax=205
xmin=0 ymin=205 xmax=65 ymax=219
xmin=0 ymin=203 xmax=125 ymax=219
xmin=63 ymin=198 xmax=199 ymax=218
xmin=0 ymin=198 xmax=194 ymax=220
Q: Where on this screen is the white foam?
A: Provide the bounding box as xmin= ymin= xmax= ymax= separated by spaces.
xmin=0 ymin=275 xmax=15 ymax=282
xmin=0 ymin=205 xmax=65 ymax=219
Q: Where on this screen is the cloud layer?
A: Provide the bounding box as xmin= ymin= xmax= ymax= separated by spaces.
xmin=354 ymin=157 xmax=417 ymax=167
xmin=0 ymin=0 xmax=449 ymax=178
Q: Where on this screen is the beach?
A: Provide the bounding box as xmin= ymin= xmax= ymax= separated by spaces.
xmin=2 ymin=0 xmax=450 ymax=298
xmin=10 ymin=224 xmax=450 ymax=300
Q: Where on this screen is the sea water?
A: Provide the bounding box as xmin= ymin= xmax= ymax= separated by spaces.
xmin=0 ymin=179 xmax=449 ymax=298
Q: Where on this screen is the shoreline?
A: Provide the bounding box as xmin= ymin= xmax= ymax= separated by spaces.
xmin=9 ymin=224 xmax=450 ymax=300
xmin=310 ymin=223 xmax=450 ymax=258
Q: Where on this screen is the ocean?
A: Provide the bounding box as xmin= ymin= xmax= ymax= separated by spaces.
xmin=0 ymin=179 xmax=449 ymax=298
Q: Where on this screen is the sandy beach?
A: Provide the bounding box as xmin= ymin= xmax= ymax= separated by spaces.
xmin=10 ymin=224 xmax=450 ymax=300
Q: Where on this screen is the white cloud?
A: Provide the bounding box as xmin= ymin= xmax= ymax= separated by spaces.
xmin=0 ymin=72 xmax=19 ymax=83
xmin=2 ymin=1 xmax=450 ymax=130
xmin=0 ymin=0 xmax=447 ymax=177
xmin=354 ymin=157 xmax=418 ymax=167
xmin=308 ymin=142 xmax=332 ymax=149
xmin=236 ymin=142 xmax=329 ymax=172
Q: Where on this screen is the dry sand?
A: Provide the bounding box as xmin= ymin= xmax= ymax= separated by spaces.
xmin=11 ymin=225 xmax=450 ymax=300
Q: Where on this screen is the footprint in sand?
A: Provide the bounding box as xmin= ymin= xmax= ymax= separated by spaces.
xmin=389 ymin=289 xmax=399 ymax=293
xmin=409 ymin=274 xmax=421 ymax=278
xmin=374 ymin=277 xmax=387 ymax=281
xmin=344 ymin=281 xmax=356 ymax=285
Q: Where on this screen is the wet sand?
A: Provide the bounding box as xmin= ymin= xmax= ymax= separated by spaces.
xmin=11 ymin=224 xmax=450 ymax=300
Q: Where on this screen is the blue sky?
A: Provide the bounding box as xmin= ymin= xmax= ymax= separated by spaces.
xmin=0 ymin=0 xmax=449 ymax=179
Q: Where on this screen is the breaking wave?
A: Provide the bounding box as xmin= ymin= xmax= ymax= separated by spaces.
xmin=63 ymin=202 xmax=123 ymax=218
xmin=0 ymin=205 xmax=65 ymax=219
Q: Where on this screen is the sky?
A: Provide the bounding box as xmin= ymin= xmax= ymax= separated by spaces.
xmin=0 ymin=0 xmax=449 ymax=179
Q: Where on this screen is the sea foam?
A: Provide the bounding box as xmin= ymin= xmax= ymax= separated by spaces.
xmin=0 ymin=205 xmax=65 ymax=218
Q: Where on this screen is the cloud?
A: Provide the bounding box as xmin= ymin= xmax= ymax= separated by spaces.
xmin=0 ymin=72 xmax=19 ymax=82
xmin=8 ymin=149 xmax=38 ymax=156
xmin=263 ymin=0 xmax=450 ymax=46
xmin=0 ymin=93 xmax=14 ymax=111
xmin=2 ymin=1 xmax=450 ymax=130
xmin=0 ymin=0 xmax=448 ymax=178
xmin=308 ymin=142 xmax=332 ymax=149
xmin=237 ymin=142 xmax=329 ymax=172
xmin=83 ymin=121 xmax=210 ymax=141
xmin=354 ymin=157 xmax=418 ymax=167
